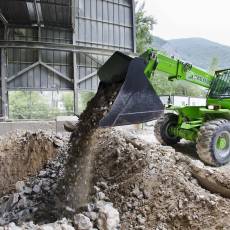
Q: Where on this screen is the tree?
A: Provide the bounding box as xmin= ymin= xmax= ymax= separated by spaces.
xmin=79 ymin=92 xmax=95 ymax=113
xmin=135 ymin=0 xmax=156 ymax=54
xmin=209 ymin=57 xmax=219 ymax=74
xmin=9 ymin=91 xmax=51 ymax=119
xmin=61 ymin=92 xmax=74 ymax=115
xmin=135 ymin=1 xmax=205 ymax=97
xmin=151 ymin=72 xmax=205 ymax=97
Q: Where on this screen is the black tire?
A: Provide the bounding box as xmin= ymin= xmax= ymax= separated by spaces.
xmin=196 ymin=119 xmax=230 ymax=166
xmin=154 ymin=113 xmax=180 ymax=145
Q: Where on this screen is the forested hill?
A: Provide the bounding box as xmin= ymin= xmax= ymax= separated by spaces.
xmin=152 ymin=37 xmax=230 ymax=70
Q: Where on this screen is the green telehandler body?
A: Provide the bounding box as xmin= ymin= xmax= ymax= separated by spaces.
xmin=97 ymin=48 xmax=230 ymax=166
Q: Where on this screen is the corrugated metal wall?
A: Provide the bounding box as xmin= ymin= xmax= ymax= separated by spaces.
xmin=0 ymin=0 xmax=135 ymax=118
xmin=76 ymin=0 xmax=134 ymax=51
xmin=75 ymin=0 xmax=135 ymax=90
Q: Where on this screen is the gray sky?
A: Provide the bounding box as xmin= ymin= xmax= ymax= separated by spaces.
xmin=144 ymin=0 xmax=230 ymax=46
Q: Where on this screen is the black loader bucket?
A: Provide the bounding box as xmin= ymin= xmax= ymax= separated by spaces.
xmin=98 ymin=51 xmax=164 ymax=127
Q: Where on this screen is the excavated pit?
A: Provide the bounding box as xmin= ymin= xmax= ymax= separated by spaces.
xmin=0 ymin=131 xmax=62 ymax=197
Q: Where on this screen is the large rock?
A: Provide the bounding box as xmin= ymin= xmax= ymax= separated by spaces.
xmin=0 ymin=218 xmax=75 ymax=230
xmin=96 ymin=201 xmax=120 ymax=230
xmin=74 ymin=214 xmax=93 ymax=230
xmin=15 ymin=181 xmax=25 ymax=193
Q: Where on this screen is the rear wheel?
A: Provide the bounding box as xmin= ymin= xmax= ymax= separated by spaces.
xmin=196 ymin=119 xmax=230 ymax=166
xmin=154 ymin=113 xmax=180 ymax=145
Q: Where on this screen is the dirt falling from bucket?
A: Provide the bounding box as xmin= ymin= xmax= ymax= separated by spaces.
xmin=33 ymin=82 xmax=122 ymax=222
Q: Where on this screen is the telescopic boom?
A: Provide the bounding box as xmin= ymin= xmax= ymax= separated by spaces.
xmin=143 ymin=48 xmax=215 ymax=89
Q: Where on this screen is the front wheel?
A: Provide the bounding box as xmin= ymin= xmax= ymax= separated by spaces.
xmin=154 ymin=113 xmax=180 ymax=145
xmin=196 ymin=119 xmax=230 ymax=166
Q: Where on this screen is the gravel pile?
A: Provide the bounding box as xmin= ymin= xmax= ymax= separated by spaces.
xmin=89 ymin=129 xmax=230 ymax=229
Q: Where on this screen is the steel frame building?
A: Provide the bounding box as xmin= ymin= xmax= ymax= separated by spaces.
xmin=0 ymin=0 xmax=135 ymax=119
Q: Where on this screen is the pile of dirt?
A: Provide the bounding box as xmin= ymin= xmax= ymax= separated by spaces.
xmin=34 ymin=79 xmax=230 ymax=229
xmin=88 ymin=128 xmax=230 ymax=229
xmin=0 ymin=131 xmax=63 ymax=196
xmin=1 ymin=79 xmax=230 ymax=229
xmin=1 ymin=127 xmax=230 ymax=229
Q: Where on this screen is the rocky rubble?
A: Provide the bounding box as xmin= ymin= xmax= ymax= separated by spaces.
xmin=73 ymin=200 xmax=120 ymax=230
xmin=0 ymin=218 xmax=74 ymax=230
xmin=0 ymin=180 xmax=120 ymax=229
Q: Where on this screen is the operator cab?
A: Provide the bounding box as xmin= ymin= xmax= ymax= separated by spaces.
xmin=209 ymin=69 xmax=230 ymax=98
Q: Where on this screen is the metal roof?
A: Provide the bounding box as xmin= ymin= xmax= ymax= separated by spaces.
xmin=0 ymin=0 xmax=71 ymax=27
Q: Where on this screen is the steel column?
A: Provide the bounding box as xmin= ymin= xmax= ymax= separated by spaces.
xmin=73 ymin=52 xmax=78 ymax=115
xmin=1 ymin=48 xmax=7 ymax=120
xmin=72 ymin=0 xmax=78 ymax=114
xmin=132 ymin=0 xmax=136 ymax=53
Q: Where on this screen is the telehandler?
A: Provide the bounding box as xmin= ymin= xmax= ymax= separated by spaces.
xmin=98 ymin=48 xmax=230 ymax=166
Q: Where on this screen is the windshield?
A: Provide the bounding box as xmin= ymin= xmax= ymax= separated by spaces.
xmin=209 ymin=70 xmax=230 ymax=98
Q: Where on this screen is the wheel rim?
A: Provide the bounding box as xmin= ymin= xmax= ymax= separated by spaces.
xmin=165 ymin=122 xmax=176 ymax=139
xmin=214 ymin=131 xmax=230 ymax=159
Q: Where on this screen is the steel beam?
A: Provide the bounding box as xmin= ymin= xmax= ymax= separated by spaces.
xmin=0 ymin=11 xmax=8 ymax=26
xmin=5 ymin=0 xmax=71 ymax=7
xmin=76 ymin=16 xmax=132 ymax=28
xmin=7 ymin=61 xmax=72 ymax=84
xmin=7 ymin=61 xmax=40 ymax=83
xmin=7 ymin=23 xmax=72 ymax=28
xmin=40 ymin=62 xmax=73 ymax=83
xmin=7 ymin=24 xmax=72 ymax=31
xmin=7 ymin=88 xmax=73 ymax=91
xmin=77 ymin=88 xmax=97 ymax=93
xmin=1 ymin=49 xmax=7 ymax=120
xmin=85 ymin=53 xmax=103 ymax=66
xmin=77 ymin=71 xmax=97 ymax=84
xmin=0 ymin=40 xmax=135 ymax=56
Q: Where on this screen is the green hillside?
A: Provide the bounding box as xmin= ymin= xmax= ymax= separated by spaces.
xmin=152 ymin=36 xmax=230 ymax=70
